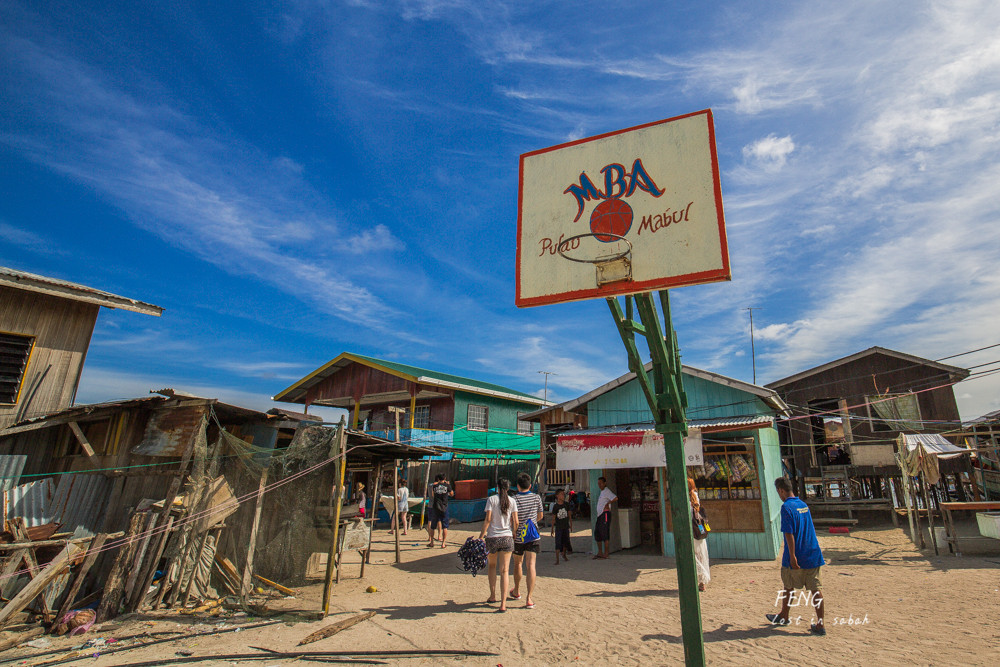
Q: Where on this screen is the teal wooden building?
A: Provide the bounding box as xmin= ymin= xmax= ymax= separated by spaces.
xmin=553 ymin=363 xmax=789 ymax=560
xmin=273 ymin=352 xmax=547 ymax=459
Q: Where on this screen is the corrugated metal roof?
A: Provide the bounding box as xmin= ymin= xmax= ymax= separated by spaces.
xmin=0 ymin=455 xmax=27 ymax=493
xmin=557 ymin=415 xmax=773 ymax=437
xmin=4 ymin=477 xmax=56 ymax=527
xmin=0 ymin=266 xmax=162 ymax=316
xmin=50 ymin=473 xmax=113 ymax=537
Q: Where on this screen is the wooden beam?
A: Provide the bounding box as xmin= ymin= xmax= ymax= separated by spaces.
xmin=0 ymin=542 xmax=82 ymax=627
xmin=298 ymin=611 xmax=376 ymax=646
xmin=97 ymin=512 xmax=146 ymax=622
xmin=56 ymin=533 xmax=108 ymax=620
xmin=68 ymin=421 xmax=96 ymax=458
xmin=321 ymin=418 xmax=348 ymax=617
xmin=240 ymin=468 xmax=270 ymax=597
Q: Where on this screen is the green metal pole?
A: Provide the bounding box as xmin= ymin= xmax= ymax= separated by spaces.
xmin=607 ymin=291 xmax=705 ymax=666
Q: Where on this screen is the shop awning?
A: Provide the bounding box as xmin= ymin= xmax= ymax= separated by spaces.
xmin=555 ymin=426 xmax=705 ymax=470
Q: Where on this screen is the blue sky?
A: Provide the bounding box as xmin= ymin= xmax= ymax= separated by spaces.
xmin=2 ymin=1 xmax=999 ymax=420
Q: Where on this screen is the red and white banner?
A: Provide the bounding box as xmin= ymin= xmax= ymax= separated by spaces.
xmin=556 ymin=428 xmax=702 ymax=470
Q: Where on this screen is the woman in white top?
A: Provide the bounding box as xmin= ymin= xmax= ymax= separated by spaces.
xmin=478 ymin=478 xmax=518 ymax=612
xmin=390 ymin=480 xmax=410 ymax=535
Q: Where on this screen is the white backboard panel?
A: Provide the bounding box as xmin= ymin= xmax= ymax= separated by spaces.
xmin=516 ymin=109 xmax=730 ymax=307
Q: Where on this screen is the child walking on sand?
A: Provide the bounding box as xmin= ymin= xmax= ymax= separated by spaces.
xmin=551 ymin=489 xmax=572 ymax=564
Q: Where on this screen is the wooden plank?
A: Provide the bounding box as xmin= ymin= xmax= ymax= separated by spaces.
xmin=0 ymin=534 xmax=122 ymax=551
xmin=127 ymin=516 xmax=174 ymax=613
xmin=123 ymin=513 xmax=159 ymax=603
xmin=0 ymin=626 xmax=45 ymax=652
xmin=97 ymin=512 xmax=146 ymax=622
xmin=0 ymin=542 xmax=81 ymax=627
xmin=68 ymin=421 xmax=97 ymax=458
xmin=298 ymin=611 xmax=376 ymax=646
xmin=56 ymin=533 xmax=108 ymax=620
xmin=254 ymin=575 xmax=296 ymax=597
xmin=240 ymin=468 xmax=270 ymax=597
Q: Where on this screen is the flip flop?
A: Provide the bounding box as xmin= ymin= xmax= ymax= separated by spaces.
xmin=486 ymin=598 xmax=498 ymax=604
xmin=509 ymin=590 xmax=521 ymax=599
xmin=525 ymin=603 xmax=535 ymax=609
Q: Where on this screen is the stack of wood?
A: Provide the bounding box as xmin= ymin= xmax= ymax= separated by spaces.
xmin=0 ymin=519 xmax=124 ymax=631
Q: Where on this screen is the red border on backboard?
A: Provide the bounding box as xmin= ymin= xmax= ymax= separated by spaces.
xmin=515 ymin=109 xmax=731 ymax=308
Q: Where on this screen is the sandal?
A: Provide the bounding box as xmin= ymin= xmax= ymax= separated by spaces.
xmin=508 ymin=590 xmax=521 ymax=599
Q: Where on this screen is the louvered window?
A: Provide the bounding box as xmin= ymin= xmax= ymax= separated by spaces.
xmin=0 ymin=333 xmax=34 ymax=404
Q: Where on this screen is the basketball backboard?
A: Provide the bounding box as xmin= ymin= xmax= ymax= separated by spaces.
xmin=515 ymin=109 xmax=730 ymax=308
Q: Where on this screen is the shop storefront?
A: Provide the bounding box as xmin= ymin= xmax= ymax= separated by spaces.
xmin=557 ymin=416 xmax=785 ymax=560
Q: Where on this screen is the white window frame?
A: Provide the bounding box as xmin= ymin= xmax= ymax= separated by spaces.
xmin=468 ymin=404 xmax=488 ymax=431
xmin=412 ymin=405 xmax=430 ymax=429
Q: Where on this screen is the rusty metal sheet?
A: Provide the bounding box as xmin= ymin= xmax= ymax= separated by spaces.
xmin=132 ymin=404 xmax=206 ymax=457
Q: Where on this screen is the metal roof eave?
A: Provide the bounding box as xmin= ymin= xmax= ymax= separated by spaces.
xmin=0 ymin=267 xmax=163 ymax=316
xmin=765 ymin=346 xmax=970 ymax=389
xmin=273 ymin=352 xmax=551 ymax=407
xmin=554 ymin=362 xmax=789 ymax=416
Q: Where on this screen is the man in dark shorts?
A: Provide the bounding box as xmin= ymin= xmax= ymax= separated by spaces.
xmin=511 ymin=473 xmax=543 ymax=609
xmin=593 ymin=477 xmax=616 ymax=559
xmin=426 ymin=473 xmax=453 ymax=548
xmin=767 ymin=476 xmax=827 ymax=635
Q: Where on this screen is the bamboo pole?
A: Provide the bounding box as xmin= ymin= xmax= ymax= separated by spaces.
xmin=393 ymin=460 xmax=400 ymax=563
xmin=366 ymin=461 xmax=383 ymax=565
xmin=321 ymin=417 xmax=348 ymax=616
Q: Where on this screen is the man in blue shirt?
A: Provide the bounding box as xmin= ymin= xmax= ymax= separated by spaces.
xmin=766 ymin=476 xmax=826 ymax=635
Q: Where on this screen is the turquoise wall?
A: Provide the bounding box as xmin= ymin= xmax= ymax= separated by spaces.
xmin=451 ymin=391 xmax=541 ymax=458
xmin=583 ymin=368 xmax=782 ymax=560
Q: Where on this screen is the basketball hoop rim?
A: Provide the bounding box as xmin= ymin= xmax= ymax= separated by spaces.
xmin=556 ymin=232 xmax=633 ymax=264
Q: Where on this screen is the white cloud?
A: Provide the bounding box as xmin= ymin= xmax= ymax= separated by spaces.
xmin=742 ymin=134 xmax=795 ymax=171
xmin=1 ymin=37 xmax=405 ymax=328
xmin=344 ymin=224 xmax=405 ymax=254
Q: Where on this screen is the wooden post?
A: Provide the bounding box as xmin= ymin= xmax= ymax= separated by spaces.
xmin=127 ymin=516 xmax=174 ymax=612
xmin=922 ymin=478 xmax=938 ymax=555
xmin=98 ymin=513 xmax=146 ymax=622
xmin=393 ymin=459 xmax=400 ymax=564
xmin=183 ymin=528 xmax=213 ymax=606
xmin=241 ymin=467 xmax=270 ymax=597
xmin=321 ymin=417 xmax=348 ymax=617
xmin=366 ymin=460 xmax=383 ymax=565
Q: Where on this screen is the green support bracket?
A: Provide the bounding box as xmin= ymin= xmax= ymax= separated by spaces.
xmin=606 ymin=291 xmax=706 ymax=666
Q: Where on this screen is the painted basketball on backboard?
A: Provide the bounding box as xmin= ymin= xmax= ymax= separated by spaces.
xmin=515 ymin=109 xmax=731 ymax=308
xmin=590 ymin=199 xmax=633 ymax=242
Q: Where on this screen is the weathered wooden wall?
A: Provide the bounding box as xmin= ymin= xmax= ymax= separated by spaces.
xmin=0 ymin=287 xmax=99 ymax=429
xmin=770 ymin=351 xmax=965 ymax=477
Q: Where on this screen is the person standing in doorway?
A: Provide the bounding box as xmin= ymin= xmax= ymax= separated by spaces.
xmin=479 ymin=478 xmax=518 ymax=612
xmin=426 ymin=473 xmax=453 ymax=548
xmin=767 ymin=476 xmax=826 ymax=635
xmin=551 ymin=489 xmax=572 ymax=564
xmin=510 ymin=473 xmax=543 ymax=609
xmin=593 ymin=477 xmax=617 ymax=559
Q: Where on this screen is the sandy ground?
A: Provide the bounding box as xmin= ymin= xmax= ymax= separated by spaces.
xmin=3 ymin=521 xmax=999 ymax=666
